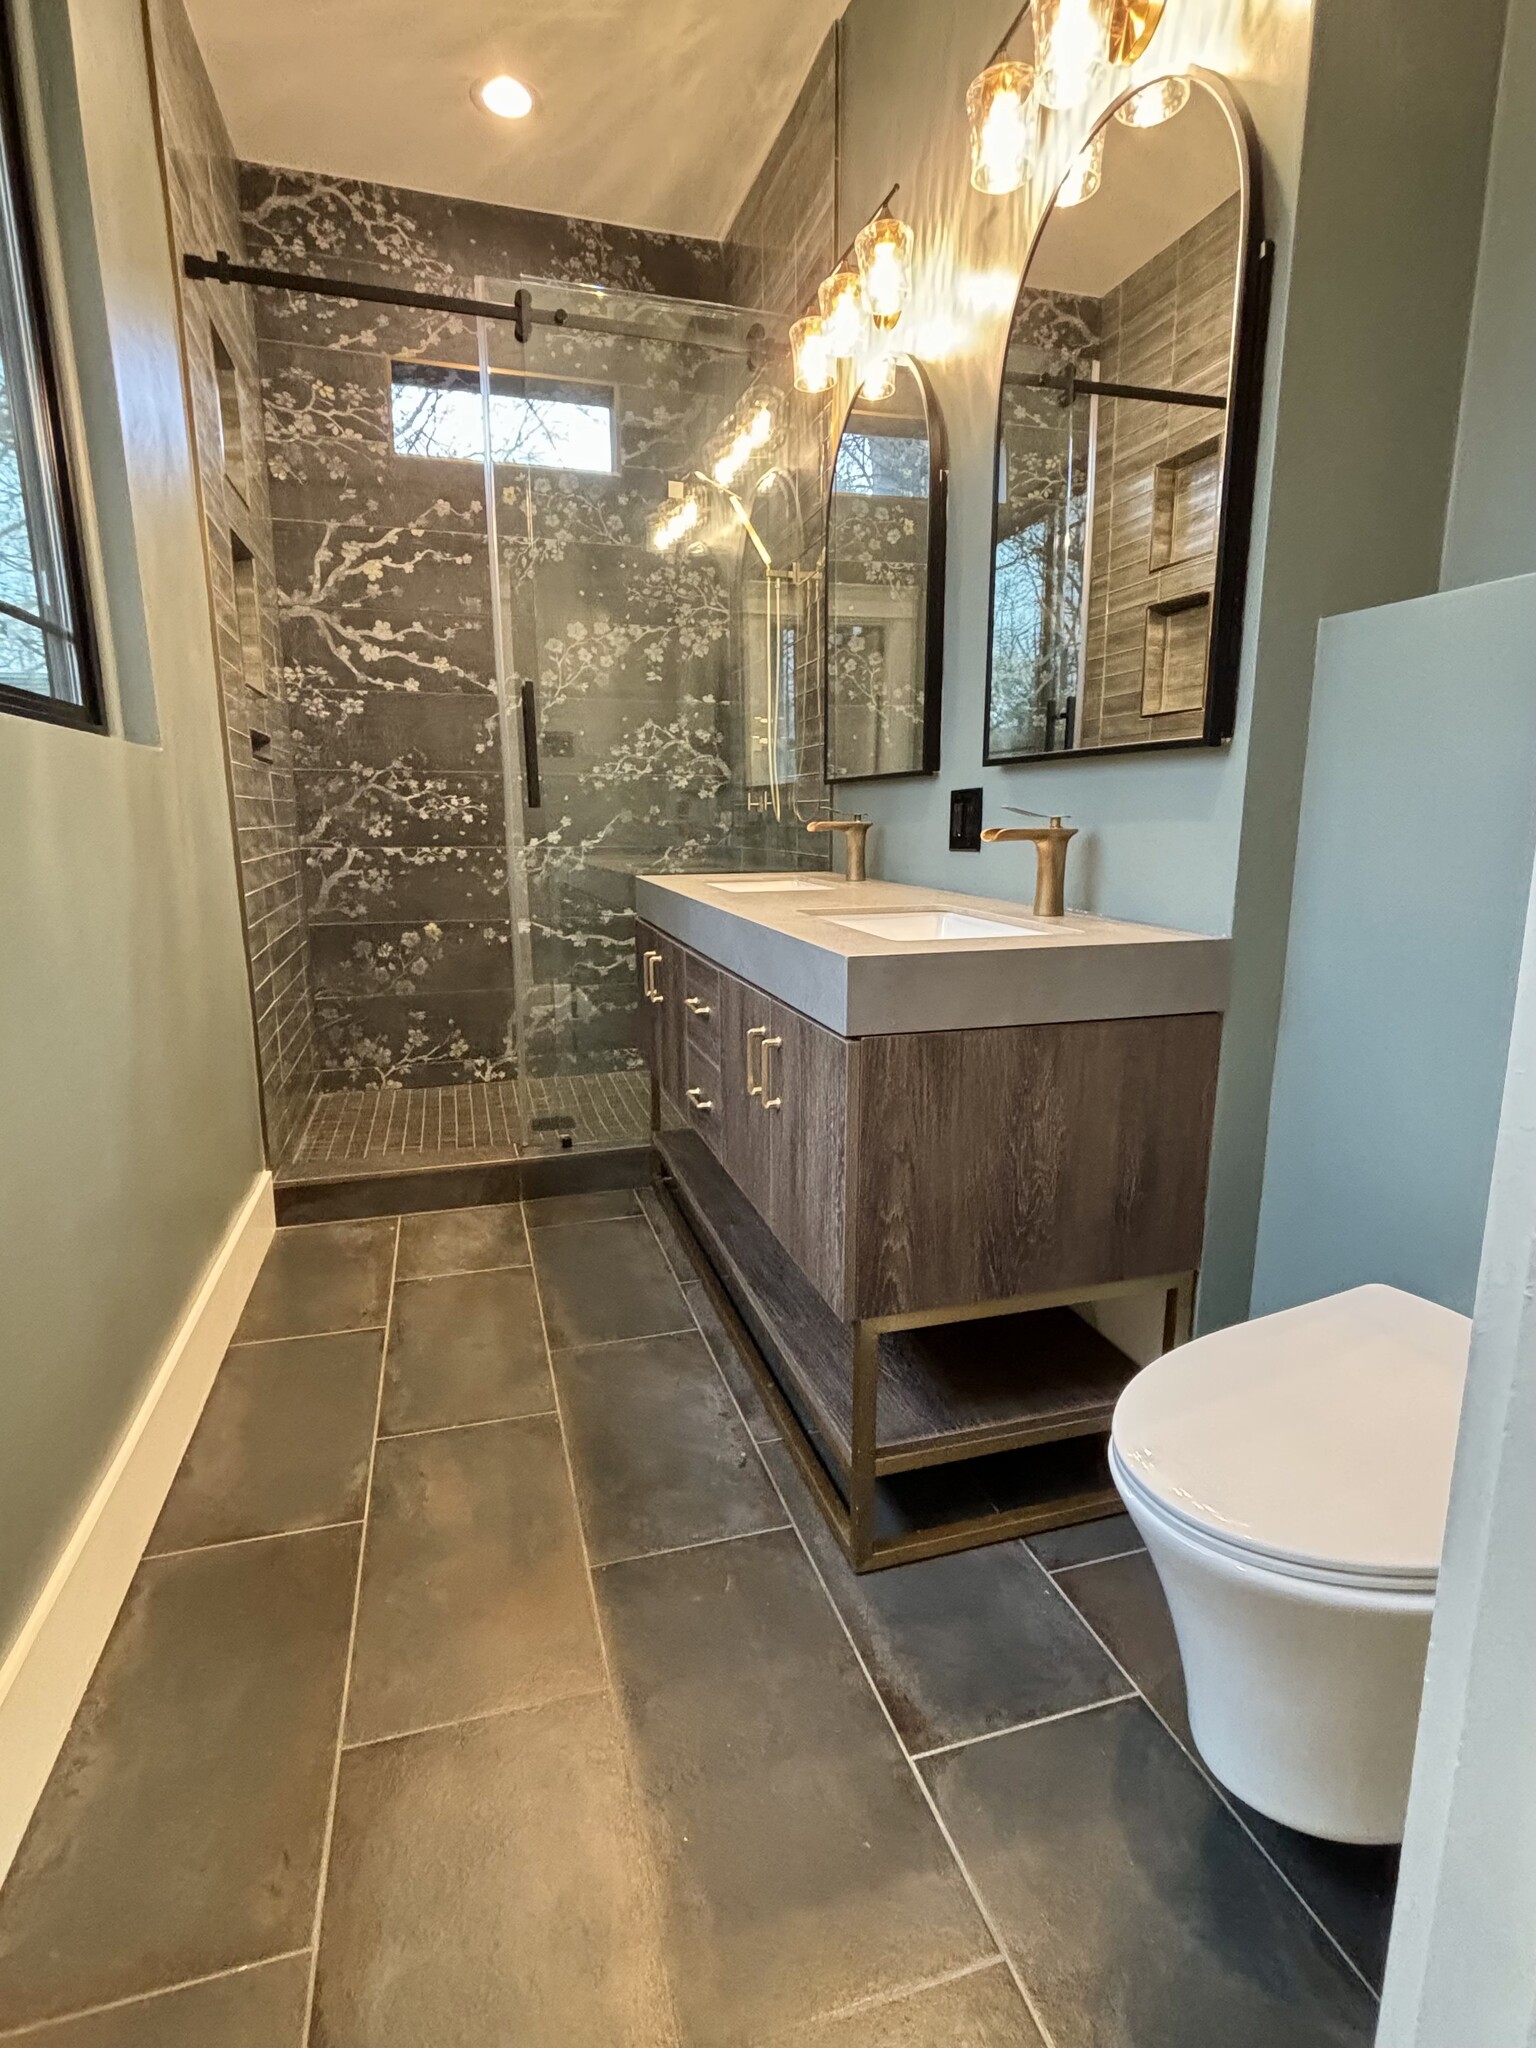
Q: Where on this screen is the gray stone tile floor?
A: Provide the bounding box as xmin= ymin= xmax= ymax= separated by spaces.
xmin=0 ymin=1195 xmax=1395 ymax=2045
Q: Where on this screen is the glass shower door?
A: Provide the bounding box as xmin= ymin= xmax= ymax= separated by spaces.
xmin=478 ymin=279 xmax=802 ymax=1127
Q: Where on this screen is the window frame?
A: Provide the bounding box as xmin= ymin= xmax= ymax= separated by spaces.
xmin=0 ymin=6 xmax=103 ymax=732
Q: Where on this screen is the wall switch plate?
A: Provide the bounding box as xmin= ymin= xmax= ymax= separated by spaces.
xmin=949 ymin=787 xmax=983 ymax=852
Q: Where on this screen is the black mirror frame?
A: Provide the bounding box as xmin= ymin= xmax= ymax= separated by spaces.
xmin=823 ymin=354 xmax=948 ymax=784
xmin=981 ymin=68 xmax=1274 ymax=767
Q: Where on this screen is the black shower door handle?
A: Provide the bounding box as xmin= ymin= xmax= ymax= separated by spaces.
xmin=520 ymin=677 xmax=542 ymax=809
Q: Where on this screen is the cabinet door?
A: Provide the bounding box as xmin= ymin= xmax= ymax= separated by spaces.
xmin=718 ymin=969 xmax=773 ymax=1217
xmin=636 ymin=924 xmax=686 ymax=1112
xmin=764 ymin=999 xmax=849 ymax=1313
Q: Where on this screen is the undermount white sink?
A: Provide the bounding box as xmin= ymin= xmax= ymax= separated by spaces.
xmin=824 ymin=909 xmax=1055 ymax=941
xmin=709 ymin=876 xmax=837 ymax=894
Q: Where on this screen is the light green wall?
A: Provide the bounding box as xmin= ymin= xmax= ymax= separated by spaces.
xmin=833 ymin=0 xmax=1507 ymax=1326
xmin=0 ymin=0 xmax=263 ymax=1657
xmin=1441 ymin=0 xmax=1536 ymax=591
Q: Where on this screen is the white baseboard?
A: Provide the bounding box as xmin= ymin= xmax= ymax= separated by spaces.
xmin=0 ymin=1170 xmax=275 ymax=1883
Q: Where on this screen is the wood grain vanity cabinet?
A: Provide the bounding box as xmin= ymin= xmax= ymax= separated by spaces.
xmin=635 ymin=916 xmax=1222 ymax=1571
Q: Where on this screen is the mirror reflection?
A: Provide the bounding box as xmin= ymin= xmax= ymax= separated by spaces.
xmin=825 ymin=357 xmax=945 ymax=781
xmin=738 ymin=466 xmax=813 ymax=811
xmin=985 ymin=74 xmax=1264 ymax=761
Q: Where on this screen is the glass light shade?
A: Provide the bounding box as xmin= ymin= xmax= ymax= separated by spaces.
xmin=854 ymin=213 xmax=915 ymax=331
xmin=1056 ymin=130 xmax=1105 ymax=207
xmin=818 ymin=264 xmax=868 ymax=360
xmin=791 ymin=315 xmax=834 ymax=394
xmin=1031 ymin=0 xmax=1113 ymax=110
xmin=967 ymin=60 xmax=1037 ymax=194
xmin=860 ymin=354 xmax=898 ymax=402
xmin=1115 ymin=74 xmax=1190 ymax=127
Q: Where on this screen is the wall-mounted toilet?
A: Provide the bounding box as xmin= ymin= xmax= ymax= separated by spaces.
xmin=1109 ymin=1284 xmax=1470 ymax=1845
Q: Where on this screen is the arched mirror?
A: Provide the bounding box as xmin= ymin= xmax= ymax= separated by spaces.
xmin=984 ymin=71 xmax=1269 ymax=762
xmin=825 ymin=357 xmax=946 ymax=781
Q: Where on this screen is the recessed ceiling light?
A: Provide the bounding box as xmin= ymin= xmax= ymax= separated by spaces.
xmin=477 ymin=74 xmax=534 ymax=120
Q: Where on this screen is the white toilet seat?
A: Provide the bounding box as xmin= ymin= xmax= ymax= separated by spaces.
xmin=1111 ymin=1282 xmax=1470 ymax=1586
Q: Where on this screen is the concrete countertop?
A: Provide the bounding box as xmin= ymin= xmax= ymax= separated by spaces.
xmin=635 ymin=873 xmax=1230 ymax=1037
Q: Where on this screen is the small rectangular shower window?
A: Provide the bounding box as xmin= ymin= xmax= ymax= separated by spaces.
xmin=390 ymin=362 xmax=616 ymax=473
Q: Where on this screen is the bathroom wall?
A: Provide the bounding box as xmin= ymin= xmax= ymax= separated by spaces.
xmin=0 ymin=0 xmax=264 ymax=1659
xmin=145 ymin=0 xmax=318 ymax=1158
xmin=828 ymin=0 xmax=1508 ymax=1327
xmin=1250 ymin=573 xmax=1536 ymax=1317
xmin=724 ymin=29 xmax=839 ymax=322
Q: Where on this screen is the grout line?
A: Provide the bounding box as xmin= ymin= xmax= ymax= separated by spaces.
xmin=518 ymin=1197 xmax=688 ymax=2047
xmin=1018 ymin=1541 xmax=1382 ymax=2001
xmin=594 ymin=1522 xmax=793 ymax=1574
xmin=546 ymin=1324 xmax=698 ymax=1357
xmin=299 ymin=1212 xmax=400 ymax=2044
xmin=756 ymin=1955 xmax=1009 ymax=2039
xmin=0 ymin=1949 xmax=313 ymax=2040
xmin=1049 ymin=1545 xmax=1147 ymax=1574
xmin=339 ymin=1685 xmax=608 ymax=1757
xmin=634 ymin=1196 xmax=1060 ymax=2048
xmin=143 ymin=1519 xmax=364 ymax=1563
xmin=909 ymin=1690 xmax=1140 ymax=1763
xmin=391 ymin=1258 xmax=532 ymax=1283
xmin=227 ymin=1321 xmax=388 ymax=1348
xmin=524 ymin=1209 xmax=643 ymax=1236
xmin=377 ymin=1409 xmax=559 ymax=1443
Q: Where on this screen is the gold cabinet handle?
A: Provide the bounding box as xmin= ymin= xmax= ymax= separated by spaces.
xmin=686 ymin=1086 xmax=715 ymax=1114
xmin=746 ymin=1024 xmax=767 ymax=1097
xmin=685 ymin=996 xmax=713 ymax=1017
xmin=643 ymin=949 xmax=664 ymax=1004
xmin=760 ymin=1035 xmax=783 ymax=1111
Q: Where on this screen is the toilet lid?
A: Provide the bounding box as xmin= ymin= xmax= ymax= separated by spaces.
xmin=1111 ymin=1285 xmax=1470 ymax=1583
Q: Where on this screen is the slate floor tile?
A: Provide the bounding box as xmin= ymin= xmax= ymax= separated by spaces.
xmin=0 ymin=1529 xmax=358 ymax=2029
xmin=1054 ymin=1550 xmax=1399 ymax=1988
xmin=553 ymin=1331 xmax=785 ymax=1565
xmin=311 ymin=1697 xmax=675 ymax=2048
xmin=234 ymin=1220 xmax=396 ymax=1342
xmin=381 ymin=1268 xmax=551 ymax=1435
xmin=683 ymin=1281 xmax=779 ymax=1441
xmin=1026 ymin=1513 xmax=1143 ymax=1572
xmin=773 ymin=1961 xmax=1043 ymax=2046
xmin=764 ymin=1445 xmax=1129 ymax=1754
xmin=345 ymin=1415 xmax=602 ymax=1745
xmin=394 ymin=1202 xmax=528 ymax=1280
xmin=595 ymin=1528 xmax=994 ymax=2045
xmin=13 ymin=1952 xmax=311 ymax=2046
xmin=922 ymin=1699 xmax=1381 ymax=2047
xmin=524 ymin=1188 xmax=639 ymax=1229
xmin=148 ymin=1332 xmax=381 ymax=1553
xmin=532 ymin=1216 xmax=691 ymax=1349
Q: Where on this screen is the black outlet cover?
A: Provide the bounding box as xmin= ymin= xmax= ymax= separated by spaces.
xmin=949 ymin=787 xmax=983 ymax=852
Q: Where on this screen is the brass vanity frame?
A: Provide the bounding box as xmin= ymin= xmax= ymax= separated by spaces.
xmin=654 ymin=1163 xmax=1195 ymax=1573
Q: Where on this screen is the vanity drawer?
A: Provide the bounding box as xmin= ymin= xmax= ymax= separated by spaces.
xmin=682 ymin=1044 xmax=724 ymax=1154
xmin=683 ymin=954 xmax=720 ymax=1057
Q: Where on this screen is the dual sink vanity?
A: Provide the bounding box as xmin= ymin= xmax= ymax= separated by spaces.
xmin=638 ymin=871 xmax=1228 ymax=1570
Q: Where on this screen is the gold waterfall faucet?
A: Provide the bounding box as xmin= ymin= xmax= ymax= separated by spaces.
xmin=806 ymin=814 xmax=872 ymax=883
xmin=980 ymin=811 xmax=1078 ymax=917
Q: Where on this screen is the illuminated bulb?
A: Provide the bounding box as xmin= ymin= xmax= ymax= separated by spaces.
xmin=966 ymin=60 xmax=1037 ymax=195
xmin=652 ymin=496 xmax=700 ymax=550
xmin=791 ymin=314 xmax=834 ymax=395
xmin=860 ymin=354 xmax=898 ymax=402
xmin=818 ymin=263 xmax=867 ymax=360
xmin=746 ymin=404 xmax=774 ymax=449
xmin=1115 ymin=74 xmax=1190 ymax=127
xmin=1056 ymin=130 xmax=1105 ymax=206
xmin=1031 ymin=0 xmax=1112 ymax=110
xmin=477 ymin=74 xmax=534 ymax=119
xmin=854 ymin=212 xmax=915 ymax=331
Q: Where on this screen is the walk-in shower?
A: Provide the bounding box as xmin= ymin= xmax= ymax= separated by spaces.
xmin=195 ymin=256 xmax=832 ymax=1182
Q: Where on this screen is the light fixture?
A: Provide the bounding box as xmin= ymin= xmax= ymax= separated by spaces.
xmin=476 ymin=73 xmax=534 ymax=119
xmin=1056 ymin=129 xmax=1105 ymax=206
xmin=966 ymin=59 xmax=1037 ymax=195
xmin=710 ymin=404 xmax=775 ymax=487
xmin=854 ymin=211 xmax=914 ymax=331
xmin=791 ymin=315 xmax=835 ymax=394
xmin=1114 ymin=73 xmax=1190 ymax=126
xmin=651 ymin=494 xmax=700 ymax=552
xmin=1031 ymin=0 xmax=1113 ymax=109
xmin=819 ymin=261 xmax=868 ymax=360
xmin=860 ymin=354 xmax=898 ymax=403
xmin=1107 ymin=0 xmax=1168 ymax=64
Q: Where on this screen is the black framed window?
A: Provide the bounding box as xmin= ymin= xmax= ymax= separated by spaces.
xmin=0 ymin=13 xmax=101 ymax=729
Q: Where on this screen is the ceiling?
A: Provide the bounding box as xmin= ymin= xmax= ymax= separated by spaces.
xmin=182 ymin=0 xmax=844 ymax=243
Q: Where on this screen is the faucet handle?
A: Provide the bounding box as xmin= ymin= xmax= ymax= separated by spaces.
xmin=1004 ymin=807 xmax=1071 ymax=825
